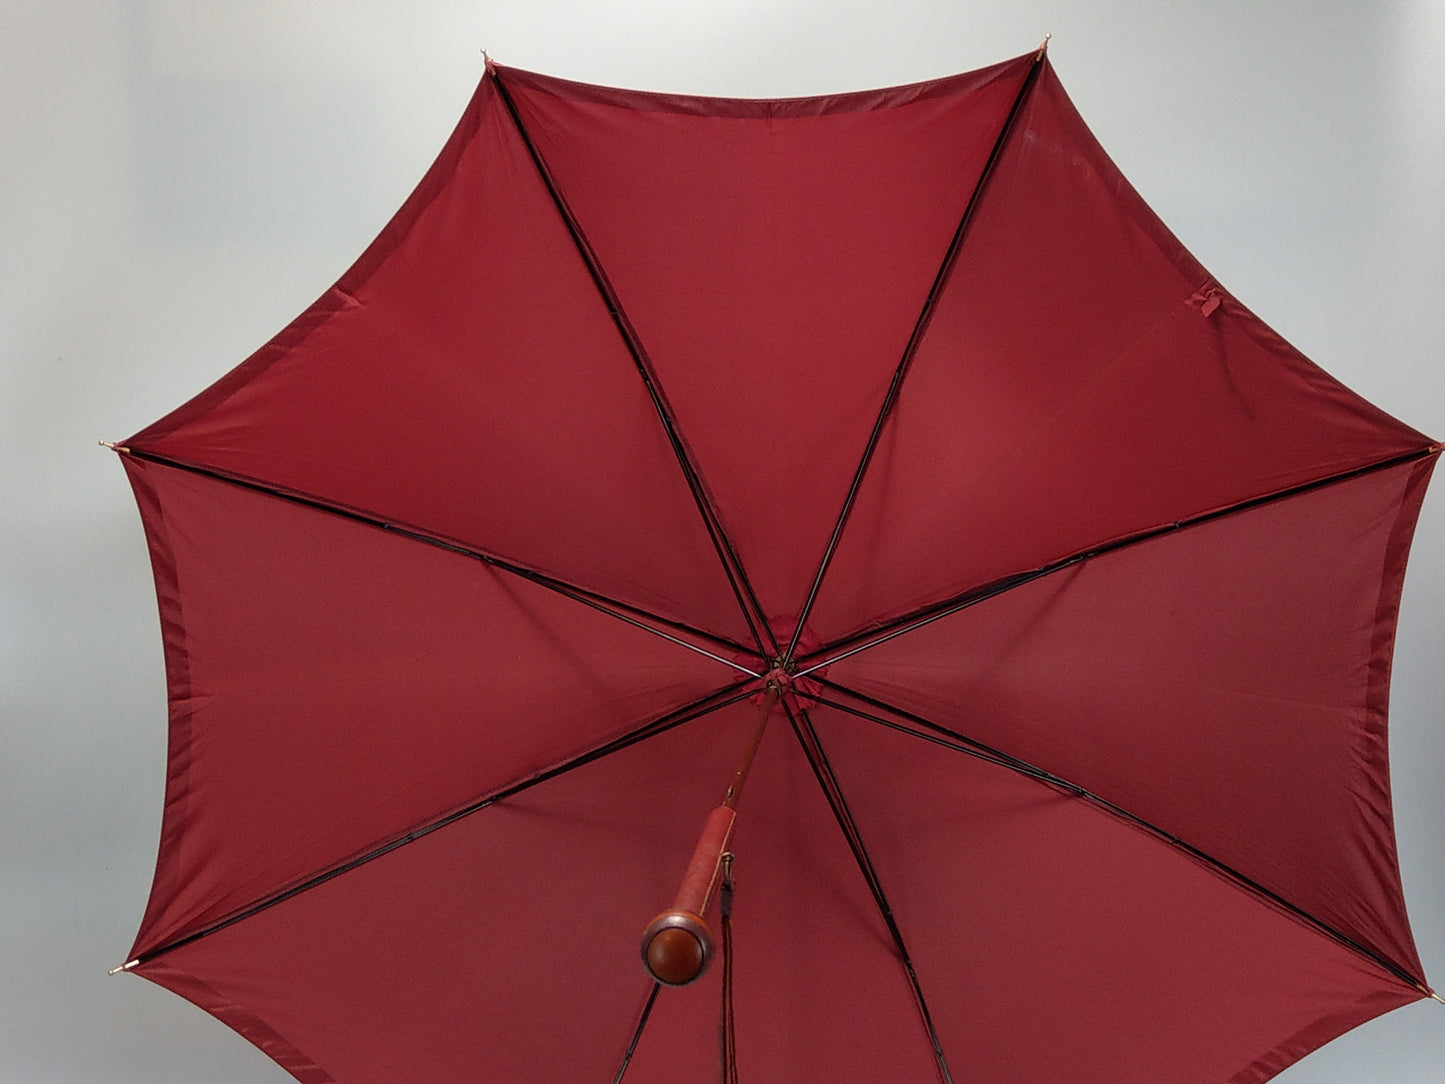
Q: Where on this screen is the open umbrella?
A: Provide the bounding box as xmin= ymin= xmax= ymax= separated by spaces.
xmin=109 ymin=45 xmax=1439 ymax=1082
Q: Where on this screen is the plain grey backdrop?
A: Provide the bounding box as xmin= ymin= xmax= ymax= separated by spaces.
xmin=4 ymin=1 xmax=1442 ymax=1080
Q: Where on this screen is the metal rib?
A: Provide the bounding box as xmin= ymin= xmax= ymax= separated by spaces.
xmin=783 ymin=50 xmax=1048 ymax=665
xmin=611 ymin=983 xmax=661 ymax=1084
xmin=123 ymin=683 xmax=756 ymax=968
xmin=785 ymin=704 xmax=955 ymax=1084
xmin=794 ymin=444 xmax=1440 ymax=679
xmin=488 ymin=66 xmax=777 ymax=660
xmin=810 ymin=680 xmax=1434 ymax=996
xmin=121 ymin=447 xmax=760 ymax=677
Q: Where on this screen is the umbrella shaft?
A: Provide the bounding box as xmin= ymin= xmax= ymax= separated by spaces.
xmin=723 ymin=684 xmax=780 ymax=809
xmin=640 ymin=683 xmax=781 ymax=985
xmin=680 ymin=684 xmax=780 ymax=913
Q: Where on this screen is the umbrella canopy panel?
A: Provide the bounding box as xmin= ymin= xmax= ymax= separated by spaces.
xmin=116 ymin=47 xmax=1437 ymax=1083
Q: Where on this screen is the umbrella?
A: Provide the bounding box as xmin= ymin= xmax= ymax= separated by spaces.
xmin=109 ymin=45 xmax=1440 ymax=1082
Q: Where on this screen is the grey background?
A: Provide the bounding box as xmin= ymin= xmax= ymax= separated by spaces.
xmin=4 ymin=1 xmax=1442 ymax=1081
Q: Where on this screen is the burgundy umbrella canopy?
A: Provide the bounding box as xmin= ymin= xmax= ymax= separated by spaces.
xmin=112 ymin=46 xmax=1438 ymax=1082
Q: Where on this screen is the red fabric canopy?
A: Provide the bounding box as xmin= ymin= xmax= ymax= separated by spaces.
xmin=119 ymin=49 xmax=1436 ymax=1082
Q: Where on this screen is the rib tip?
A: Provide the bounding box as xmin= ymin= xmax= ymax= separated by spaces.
xmin=108 ymin=959 xmax=139 ymax=975
xmin=99 ymin=441 xmax=131 ymax=454
xmin=1036 ymin=34 xmax=1052 ymax=60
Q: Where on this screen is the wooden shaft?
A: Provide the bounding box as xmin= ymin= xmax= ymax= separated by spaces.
xmin=723 ymin=684 xmax=780 ymax=809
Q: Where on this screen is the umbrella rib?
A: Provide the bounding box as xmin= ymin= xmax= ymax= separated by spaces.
xmin=782 ymin=50 xmax=1048 ymax=665
xmin=811 ymin=679 xmax=1435 ymax=996
xmin=488 ymin=67 xmax=778 ymax=660
xmin=121 ymin=447 xmax=761 ymax=677
xmin=794 ymin=444 xmax=1441 ymax=679
xmin=810 ymin=679 xmax=1064 ymax=784
xmin=122 ymin=682 xmax=758 ymax=969
xmin=610 ymin=982 xmax=661 ymax=1084
xmin=784 ymin=703 xmax=956 ymax=1084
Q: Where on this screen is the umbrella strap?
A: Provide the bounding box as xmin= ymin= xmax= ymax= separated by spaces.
xmin=720 ymin=852 xmax=738 ymax=1084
